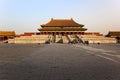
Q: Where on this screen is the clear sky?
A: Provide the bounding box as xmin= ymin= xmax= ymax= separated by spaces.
xmin=0 ymin=0 xmax=120 ymax=34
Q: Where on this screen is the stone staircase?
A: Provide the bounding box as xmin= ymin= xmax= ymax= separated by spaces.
xmin=62 ymin=36 xmax=69 ymax=44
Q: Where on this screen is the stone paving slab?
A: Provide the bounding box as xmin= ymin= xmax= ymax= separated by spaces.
xmin=0 ymin=44 xmax=120 ymax=80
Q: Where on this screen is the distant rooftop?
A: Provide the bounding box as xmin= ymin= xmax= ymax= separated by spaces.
xmin=0 ymin=31 xmax=15 ymax=36
xmin=107 ymin=31 xmax=120 ymax=37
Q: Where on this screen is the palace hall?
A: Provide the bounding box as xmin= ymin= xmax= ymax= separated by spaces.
xmin=106 ymin=31 xmax=120 ymax=43
xmin=38 ymin=18 xmax=87 ymax=35
xmin=6 ymin=18 xmax=117 ymax=44
xmin=0 ymin=31 xmax=15 ymax=42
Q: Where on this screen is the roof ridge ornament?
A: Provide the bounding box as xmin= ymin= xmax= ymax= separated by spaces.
xmin=70 ymin=18 xmax=73 ymax=20
xmin=51 ymin=18 xmax=53 ymax=20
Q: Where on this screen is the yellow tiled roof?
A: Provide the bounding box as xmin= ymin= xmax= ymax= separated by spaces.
xmin=107 ymin=31 xmax=120 ymax=37
xmin=0 ymin=31 xmax=15 ymax=36
xmin=41 ymin=18 xmax=84 ymax=27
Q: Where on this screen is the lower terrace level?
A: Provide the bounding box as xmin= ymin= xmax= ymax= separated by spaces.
xmin=8 ymin=34 xmax=117 ymax=44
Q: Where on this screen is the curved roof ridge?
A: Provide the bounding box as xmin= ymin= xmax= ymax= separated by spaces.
xmin=51 ymin=18 xmax=72 ymax=20
xmin=41 ymin=18 xmax=84 ymax=27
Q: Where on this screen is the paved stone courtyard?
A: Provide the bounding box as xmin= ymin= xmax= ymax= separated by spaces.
xmin=0 ymin=43 xmax=120 ymax=80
